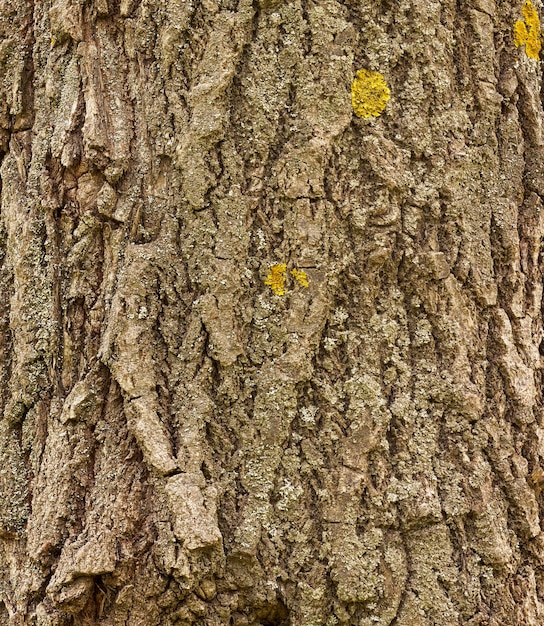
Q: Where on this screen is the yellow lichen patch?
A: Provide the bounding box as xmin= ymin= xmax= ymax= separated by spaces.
xmin=514 ymin=0 xmax=541 ymax=60
xmin=351 ymin=69 xmax=391 ymax=118
xmin=291 ymin=268 xmax=309 ymax=288
xmin=264 ymin=264 xmax=287 ymax=296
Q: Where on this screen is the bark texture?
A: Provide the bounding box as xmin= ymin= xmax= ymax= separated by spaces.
xmin=1 ymin=0 xmax=544 ymax=624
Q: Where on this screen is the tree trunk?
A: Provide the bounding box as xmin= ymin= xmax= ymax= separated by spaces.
xmin=1 ymin=0 xmax=544 ymax=624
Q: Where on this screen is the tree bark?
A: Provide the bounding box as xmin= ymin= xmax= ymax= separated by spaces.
xmin=1 ymin=0 xmax=544 ymax=624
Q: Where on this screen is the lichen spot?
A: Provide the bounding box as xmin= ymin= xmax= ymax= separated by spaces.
xmin=291 ymin=268 xmax=309 ymax=288
xmin=351 ymin=69 xmax=390 ymax=118
xmin=514 ymin=1 xmax=541 ymax=60
xmin=265 ymin=264 xmax=287 ymax=296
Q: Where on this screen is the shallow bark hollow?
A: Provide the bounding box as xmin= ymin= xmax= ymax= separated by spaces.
xmin=1 ymin=1 xmax=544 ymax=625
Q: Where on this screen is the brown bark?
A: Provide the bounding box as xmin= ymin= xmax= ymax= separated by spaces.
xmin=1 ymin=0 xmax=544 ymax=624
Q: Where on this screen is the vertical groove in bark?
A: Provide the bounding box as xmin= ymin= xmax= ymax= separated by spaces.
xmin=1 ymin=0 xmax=544 ymax=625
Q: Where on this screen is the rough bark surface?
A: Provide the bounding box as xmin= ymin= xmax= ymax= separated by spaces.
xmin=1 ymin=0 xmax=544 ymax=624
